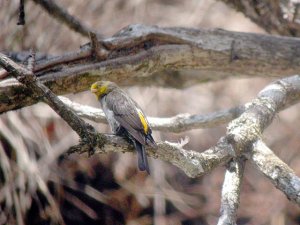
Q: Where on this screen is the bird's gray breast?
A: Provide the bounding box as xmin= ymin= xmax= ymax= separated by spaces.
xmin=100 ymin=96 xmax=120 ymax=133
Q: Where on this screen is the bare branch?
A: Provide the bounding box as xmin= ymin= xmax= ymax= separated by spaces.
xmin=227 ymin=75 xmax=300 ymax=156
xmin=2 ymin=25 xmax=300 ymax=113
xmin=148 ymin=108 xmax=243 ymax=131
xmin=72 ymin=75 xmax=300 ymax=177
xmin=218 ymin=159 xmax=246 ymax=225
xmin=31 ymin=0 xmax=101 ymax=38
xmin=221 ymin=0 xmax=300 ymax=37
xmin=2 ymin=51 xmax=300 ymax=202
xmin=2 ymin=49 xmax=300 ymax=182
xmin=251 ymin=140 xmax=300 ymax=206
xmin=0 ymin=53 xmax=101 ymax=153
xmin=68 ymin=75 xmax=300 ymax=179
xmin=59 ymin=96 xmax=244 ymax=132
xmin=60 ymin=75 xmax=300 ymax=138
xmin=0 ymin=51 xmax=227 ymax=178
xmin=89 ymin=32 xmax=108 ymax=60
xmin=67 ymin=134 xmax=233 ymax=178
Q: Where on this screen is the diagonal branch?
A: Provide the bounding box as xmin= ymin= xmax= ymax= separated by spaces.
xmin=31 ymin=0 xmax=102 ymax=38
xmin=251 ymin=140 xmax=300 ymax=205
xmin=0 ymin=53 xmax=101 ymax=153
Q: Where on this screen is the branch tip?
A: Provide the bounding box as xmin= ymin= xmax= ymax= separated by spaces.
xmin=27 ymin=49 xmax=36 ymax=72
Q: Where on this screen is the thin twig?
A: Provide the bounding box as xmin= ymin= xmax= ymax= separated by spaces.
xmin=31 ymin=0 xmax=102 ymax=38
xmin=17 ymin=0 xmax=25 ymax=25
xmin=221 ymin=0 xmax=300 ymax=36
xmin=27 ymin=49 xmax=35 ymax=72
xmin=89 ymin=32 xmax=108 ymax=60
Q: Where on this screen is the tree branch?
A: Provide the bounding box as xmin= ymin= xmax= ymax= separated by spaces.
xmin=2 ymin=25 xmax=300 ymax=113
xmin=0 ymin=53 xmax=101 ymax=153
xmin=251 ymin=140 xmax=300 ymax=205
xmin=31 ymin=0 xmax=101 ymax=38
xmin=69 ymin=75 xmax=300 ymax=178
xmin=67 ymin=134 xmax=233 ymax=178
xmin=218 ymin=158 xmax=246 ymax=225
xmin=0 ymin=52 xmax=231 ymax=178
xmin=2 ymin=51 xmax=54 ymax=63
xmin=227 ymin=75 xmax=300 ymax=156
xmin=58 ymin=96 xmax=244 ymax=132
xmin=221 ymin=0 xmax=300 ymax=37
xmin=2 ymin=47 xmax=300 ymax=181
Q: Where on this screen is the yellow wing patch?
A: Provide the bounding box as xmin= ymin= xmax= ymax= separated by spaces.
xmin=137 ymin=109 xmax=149 ymax=134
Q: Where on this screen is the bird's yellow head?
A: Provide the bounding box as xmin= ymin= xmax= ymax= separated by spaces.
xmin=90 ymin=81 xmax=118 ymax=99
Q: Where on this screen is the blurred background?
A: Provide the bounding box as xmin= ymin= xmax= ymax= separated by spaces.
xmin=0 ymin=0 xmax=300 ymax=224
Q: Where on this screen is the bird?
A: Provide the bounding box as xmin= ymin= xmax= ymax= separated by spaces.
xmin=90 ymin=80 xmax=157 ymax=174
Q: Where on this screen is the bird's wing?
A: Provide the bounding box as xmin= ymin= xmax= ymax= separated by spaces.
xmin=105 ymin=90 xmax=148 ymax=145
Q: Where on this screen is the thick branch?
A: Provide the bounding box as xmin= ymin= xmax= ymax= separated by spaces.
xmin=59 ymin=96 xmax=244 ymax=132
xmin=218 ymin=159 xmax=246 ymax=225
xmin=251 ymin=140 xmax=300 ymax=205
xmin=2 ymin=25 xmax=300 ymax=113
xmin=227 ymin=75 xmax=300 ymax=156
xmin=31 ymin=0 xmax=100 ymax=38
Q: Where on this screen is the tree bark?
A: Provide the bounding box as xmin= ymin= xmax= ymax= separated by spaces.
xmin=1 ymin=24 xmax=300 ymax=113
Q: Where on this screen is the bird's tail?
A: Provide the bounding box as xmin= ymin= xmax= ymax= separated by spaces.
xmin=134 ymin=140 xmax=150 ymax=174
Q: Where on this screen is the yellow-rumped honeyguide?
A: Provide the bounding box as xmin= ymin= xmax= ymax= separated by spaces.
xmin=90 ymin=81 xmax=157 ymax=174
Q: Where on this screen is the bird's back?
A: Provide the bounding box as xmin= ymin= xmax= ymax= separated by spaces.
xmin=104 ymin=89 xmax=155 ymax=147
